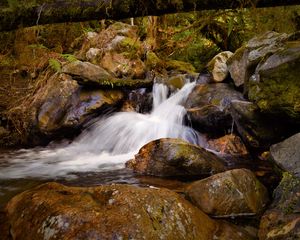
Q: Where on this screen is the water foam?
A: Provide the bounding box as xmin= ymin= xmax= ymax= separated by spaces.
xmin=0 ymin=82 xmax=200 ymax=179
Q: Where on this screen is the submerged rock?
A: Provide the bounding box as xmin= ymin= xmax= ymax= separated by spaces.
xmin=259 ymin=173 xmax=300 ymax=239
xmin=270 ymin=133 xmax=300 ymax=177
xmin=3 ymin=182 xmax=252 ymax=240
xmin=185 ymin=83 xmax=243 ymax=135
xmin=206 ymin=51 xmax=233 ymax=82
xmin=185 ymin=169 xmax=269 ymax=217
xmin=126 ymin=138 xmax=226 ymax=177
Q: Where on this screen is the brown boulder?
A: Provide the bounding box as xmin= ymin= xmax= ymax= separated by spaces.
xmin=126 ymin=138 xmax=226 ymax=177
xmin=4 ymin=182 xmax=229 ymax=240
xmin=186 ymin=169 xmax=269 ymax=217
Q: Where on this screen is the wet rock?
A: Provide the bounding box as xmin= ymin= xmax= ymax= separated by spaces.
xmin=270 ymin=133 xmax=300 ymax=177
xmin=100 ymin=52 xmax=146 ymax=79
xmin=259 ymin=173 xmax=300 ymax=239
xmin=207 ymin=134 xmax=248 ymax=156
xmin=248 ymin=45 xmax=300 ymax=121
xmin=227 ymin=31 xmax=289 ymax=88
xmin=5 ymin=182 xmax=227 ymax=240
xmin=206 ymin=51 xmax=233 ymax=82
xmin=185 ymin=83 xmax=244 ymax=135
xmin=186 ymin=169 xmax=269 ymax=217
xmin=230 ymin=100 xmax=293 ymax=149
xmin=126 ymin=138 xmax=226 ymax=177
xmin=126 ymin=88 xmax=153 ymax=113
xmin=18 ymin=73 xmax=123 ymax=144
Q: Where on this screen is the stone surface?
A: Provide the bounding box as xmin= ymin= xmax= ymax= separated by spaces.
xmin=227 ymin=31 xmax=289 ymax=88
xmin=186 ymin=169 xmax=269 ymax=217
xmin=207 ymin=134 xmax=248 ymax=156
xmin=126 ymin=138 xmax=226 ymax=177
xmin=3 ymin=182 xmax=252 ymax=240
xmin=18 ymin=73 xmax=123 ymax=144
xmin=248 ymin=45 xmax=300 ymax=121
xmin=270 ymin=133 xmax=300 ymax=177
xmin=185 ymin=83 xmax=244 ymax=135
xmin=230 ymin=100 xmax=293 ymax=149
xmin=62 ymin=60 xmax=113 ymax=85
xmin=259 ymin=173 xmax=300 ymax=239
xmin=100 ymin=52 xmax=146 ymax=79
xmin=206 ymin=51 xmax=233 ymax=82
xmin=62 ymin=60 xmax=152 ymax=89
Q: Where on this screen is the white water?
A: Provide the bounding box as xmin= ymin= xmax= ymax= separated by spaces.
xmin=0 ymin=82 xmax=200 ymax=179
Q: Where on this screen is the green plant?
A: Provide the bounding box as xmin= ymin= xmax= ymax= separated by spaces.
xmin=48 ymin=58 xmax=61 ymax=72
xmin=61 ymin=54 xmax=77 ymax=62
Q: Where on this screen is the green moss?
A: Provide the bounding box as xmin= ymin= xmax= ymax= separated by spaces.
xmin=166 ymin=60 xmax=196 ymax=73
xmin=48 ymin=58 xmax=61 ymax=72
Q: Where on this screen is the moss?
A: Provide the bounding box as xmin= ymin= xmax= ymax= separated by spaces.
xmin=119 ymin=37 xmax=141 ymax=54
xmin=248 ymin=48 xmax=300 ymax=120
xmin=165 ymin=60 xmax=196 ymax=73
xmin=274 ymin=172 xmax=300 ymax=214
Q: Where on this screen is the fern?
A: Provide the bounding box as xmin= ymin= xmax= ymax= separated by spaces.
xmin=61 ymin=54 xmax=77 ymax=62
xmin=48 ymin=58 xmax=61 ymax=72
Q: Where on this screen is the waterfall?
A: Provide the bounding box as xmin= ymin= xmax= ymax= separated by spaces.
xmin=0 ymin=81 xmax=200 ymax=179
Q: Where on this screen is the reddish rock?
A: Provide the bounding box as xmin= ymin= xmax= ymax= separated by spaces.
xmin=208 ymin=134 xmax=248 ymax=156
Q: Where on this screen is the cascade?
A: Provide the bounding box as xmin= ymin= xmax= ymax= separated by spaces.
xmin=0 ymin=81 xmax=200 ymax=179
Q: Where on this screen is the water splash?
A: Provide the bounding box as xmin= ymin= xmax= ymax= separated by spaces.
xmin=0 ymin=82 xmax=200 ymax=179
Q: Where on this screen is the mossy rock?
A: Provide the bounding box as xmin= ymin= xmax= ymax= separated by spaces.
xmin=165 ymin=59 xmax=196 ymax=74
xmin=259 ymin=172 xmax=300 ymax=239
xmin=248 ymin=46 xmax=300 ymax=121
xmin=126 ymin=138 xmax=226 ymax=177
xmin=145 ymin=51 xmax=163 ymax=69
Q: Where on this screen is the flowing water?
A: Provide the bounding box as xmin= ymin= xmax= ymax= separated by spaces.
xmin=0 ymin=81 xmax=201 ymax=207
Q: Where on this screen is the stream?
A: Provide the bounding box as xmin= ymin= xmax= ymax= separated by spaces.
xmin=0 ymin=81 xmax=202 ymax=208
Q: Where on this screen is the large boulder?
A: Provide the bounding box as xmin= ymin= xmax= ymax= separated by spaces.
xmin=185 ymin=83 xmax=244 ymax=135
xmin=259 ymin=173 xmax=300 ymax=239
xmin=126 ymin=138 xmax=226 ymax=177
xmin=230 ymin=100 xmax=293 ymax=149
xmin=227 ymin=31 xmax=289 ymax=88
xmin=14 ymin=73 xmax=123 ymax=145
xmin=3 ymin=182 xmax=252 ymax=240
xmin=248 ymin=45 xmax=300 ymax=121
xmin=206 ymin=51 xmax=233 ymax=82
xmin=185 ymin=169 xmax=269 ymax=217
xmin=270 ymin=133 xmax=300 ymax=177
